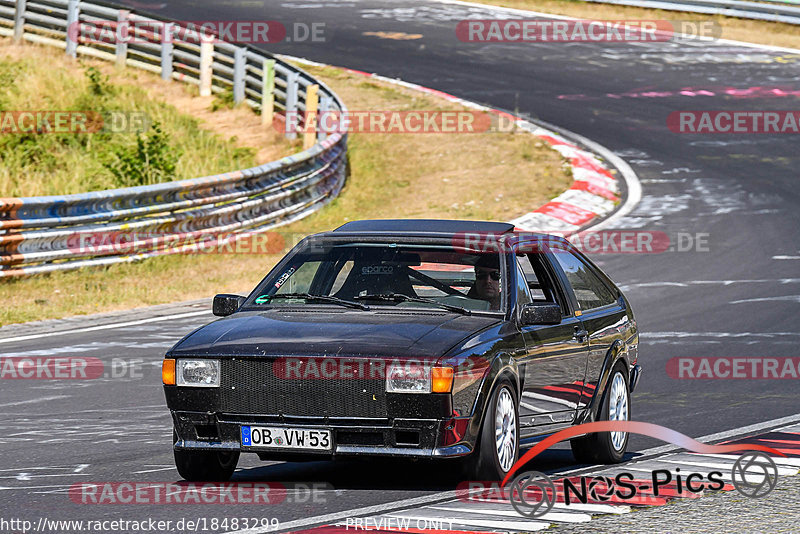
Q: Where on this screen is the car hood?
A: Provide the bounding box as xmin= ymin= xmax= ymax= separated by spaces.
xmin=168 ymin=309 xmax=502 ymax=359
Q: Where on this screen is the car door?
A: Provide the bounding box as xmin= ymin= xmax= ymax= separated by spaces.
xmin=548 ymin=247 xmax=627 ymax=411
xmin=515 ymin=250 xmax=589 ymax=432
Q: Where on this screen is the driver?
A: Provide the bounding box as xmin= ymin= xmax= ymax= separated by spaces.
xmin=467 ymin=254 xmax=501 ymax=310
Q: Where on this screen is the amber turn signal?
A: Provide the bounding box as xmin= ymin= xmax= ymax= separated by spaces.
xmin=162 ymin=359 xmax=176 ymax=385
xmin=431 ymin=366 xmax=454 ymax=393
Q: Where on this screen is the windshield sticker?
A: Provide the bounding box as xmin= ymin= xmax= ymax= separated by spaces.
xmin=362 ymin=265 xmax=393 ymax=275
xmin=274 ymin=266 xmax=296 ymax=289
xmin=254 ymin=295 xmax=271 ymax=304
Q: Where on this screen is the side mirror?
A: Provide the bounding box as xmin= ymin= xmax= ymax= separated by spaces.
xmin=520 ymin=303 xmax=562 ymax=326
xmin=213 ymin=294 xmax=246 ymax=317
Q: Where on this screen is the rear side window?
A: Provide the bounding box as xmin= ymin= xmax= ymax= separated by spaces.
xmin=517 ymin=250 xmax=570 ymax=315
xmin=515 ymin=260 xmax=532 ymax=306
xmin=551 ymin=251 xmax=617 ymax=311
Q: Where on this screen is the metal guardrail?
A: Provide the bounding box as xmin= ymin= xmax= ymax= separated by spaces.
xmin=0 ymin=0 xmax=348 ymax=277
xmin=582 ymin=0 xmax=800 ymax=25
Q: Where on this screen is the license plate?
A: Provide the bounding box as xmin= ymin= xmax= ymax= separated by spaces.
xmin=241 ymin=426 xmax=332 ymax=450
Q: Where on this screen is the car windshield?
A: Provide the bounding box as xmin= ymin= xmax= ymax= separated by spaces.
xmin=249 ymin=243 xmax=505 ymax=313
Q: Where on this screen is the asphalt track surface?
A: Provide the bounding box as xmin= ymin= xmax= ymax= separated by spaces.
xmin=2 ymin=0 xmax=799 ymax=530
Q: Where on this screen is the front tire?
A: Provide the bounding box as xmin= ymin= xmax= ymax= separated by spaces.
xmin=173 ymin=430 xmax=240 ymax=481
xmin=464 ymin=380 xmax=519 ymax=480
xmin=570 ymin=363 xmax=630 ymax=464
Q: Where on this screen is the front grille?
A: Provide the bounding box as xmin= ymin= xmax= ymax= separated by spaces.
xmin=220 ymin=358 xmax=387 ymax=417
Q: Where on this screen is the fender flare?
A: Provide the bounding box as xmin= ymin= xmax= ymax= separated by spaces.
xmin=578 ymin=339 xmax=630 ymax=424
xmin=466 ymin=351 xmax=520 ymax=444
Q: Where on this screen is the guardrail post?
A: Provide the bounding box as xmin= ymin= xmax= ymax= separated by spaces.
xmin=160 ymin=22 xmax=174 ymax=80
xmin=318 ymin=95 xmax=331 ymax=142
xmin=13 ymin=0 xmax=26 ymax=43
xmin=261 ymin=59 xmax=275 ymax=128
xmin=285 ymin=70 xmax=299 ymax=140
xmin=115 ymin=9 xmax=129 ymax=67
xmin=65 ymin=0 xmax=79 ymax=57
xmin=303 ymin=84 xmax=319 ymax=150
xmin=199 ymin=39 xmax=214 ymax=97
xmin=233 ymin=47 xmax=245 ymax=105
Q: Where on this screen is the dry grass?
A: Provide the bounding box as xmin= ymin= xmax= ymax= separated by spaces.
xmin=468 ymin=0 xmax=800 ymax=49
xmin=0 ymin=62 xmax=573 ymax=326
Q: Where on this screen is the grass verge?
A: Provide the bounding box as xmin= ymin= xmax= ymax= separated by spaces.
xmin=467 ymin=0 xmax=800 ymax=49
xmin=0 ymin=58 xmax=573 ymax=326
xmin=0 ymin=40 xmax=295 ymax=196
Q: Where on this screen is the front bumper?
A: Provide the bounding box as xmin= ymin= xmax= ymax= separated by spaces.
xmin=172 ymin=411 xmax=473 ymax=459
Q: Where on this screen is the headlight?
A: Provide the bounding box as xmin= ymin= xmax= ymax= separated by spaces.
xmin=386 ymin=363 xmax=453 ymax=393
xmin=176 ymin=359 xmax=220 ymax=387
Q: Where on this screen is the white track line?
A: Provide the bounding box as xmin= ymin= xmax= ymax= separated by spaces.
xmin=225 ymin=16 xmax=796 ymax=534
xmin=225 ymin=413 xmax=800 ymax=534
xmin=386 ymin=512 xmax=552 ymax=531
xmin=657 ymin=457 xmax=798 ymax=475
xmin=522 ymin=118 xmax=641 ymax=232
xmin=0 ymin=395 xmax=71 ymax=408
xmin=279 ymin=56 xmax=638 ymax=235
xmin=0 ymin=310 xmax=211 ymax=345
xmin=426 ymin=505 xmax=592 ymax=522
xmin=560 ymin=411 xmax=800 ymax=477
xmin=638 ymin=412 xmax=800 ymax=457
xmin=684 ymin=452 xmax=800 ymax=468
xmin=463 ymin=498 xmax=631 ymax=514
xmin=434 ymin=0 xmax=800 ymax=54
xmin=224 ymin=491 xmax=469 ymax=534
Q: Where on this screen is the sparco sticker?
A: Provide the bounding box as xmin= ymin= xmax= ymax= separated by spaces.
xmin=361 ymin=265 xmax=393 ymax=275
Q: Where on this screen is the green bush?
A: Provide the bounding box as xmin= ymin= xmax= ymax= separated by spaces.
xmin=0 ymin=49 xmax=278 ymax=197
xmin=103 ymin=122 xmax=181 ymax=186
xmin=211 ymin=88 xmax=235 ymax=111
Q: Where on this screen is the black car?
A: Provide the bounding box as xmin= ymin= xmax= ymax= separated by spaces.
xmin=162 ymin=219 xmax=641 ymax=481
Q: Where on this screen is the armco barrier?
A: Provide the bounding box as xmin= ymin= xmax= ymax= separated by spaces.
xmin=0 ymin=0 xmax=347 ymax=277
xmin=581 ymin=0 xmax=800 ymax=25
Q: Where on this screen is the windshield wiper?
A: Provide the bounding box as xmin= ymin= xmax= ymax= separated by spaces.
xmin=353 ymin=293 xmax=471 ymax=315
xmin=264 ymin=293 xmax=370 ymax=310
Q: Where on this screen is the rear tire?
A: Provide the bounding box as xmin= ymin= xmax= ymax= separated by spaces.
xmin=173 ymin=430 xmax=240 ymax=481
xmin=570 ymin=363 xmax=630 ymax=464
xmin=463 ymin=380 xmax=519 ymax=480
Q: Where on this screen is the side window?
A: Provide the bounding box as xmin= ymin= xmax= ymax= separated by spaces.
xmin=517 ymin=253 xmax=546 ymax=300
xmin=551 ymin=251 xmax=617 ymax=311
xmin=515 ymin=261 xmax=532 ymax=306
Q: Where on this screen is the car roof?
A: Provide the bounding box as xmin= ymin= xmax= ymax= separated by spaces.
xmin=331 ymin=219 xmax=516 ymax=236
xmin=304 ymin=219 xmax=569 ymax=251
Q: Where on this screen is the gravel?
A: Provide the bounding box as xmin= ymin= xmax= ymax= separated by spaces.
xmin=548 ymin=471 xmax=800 ymax=533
